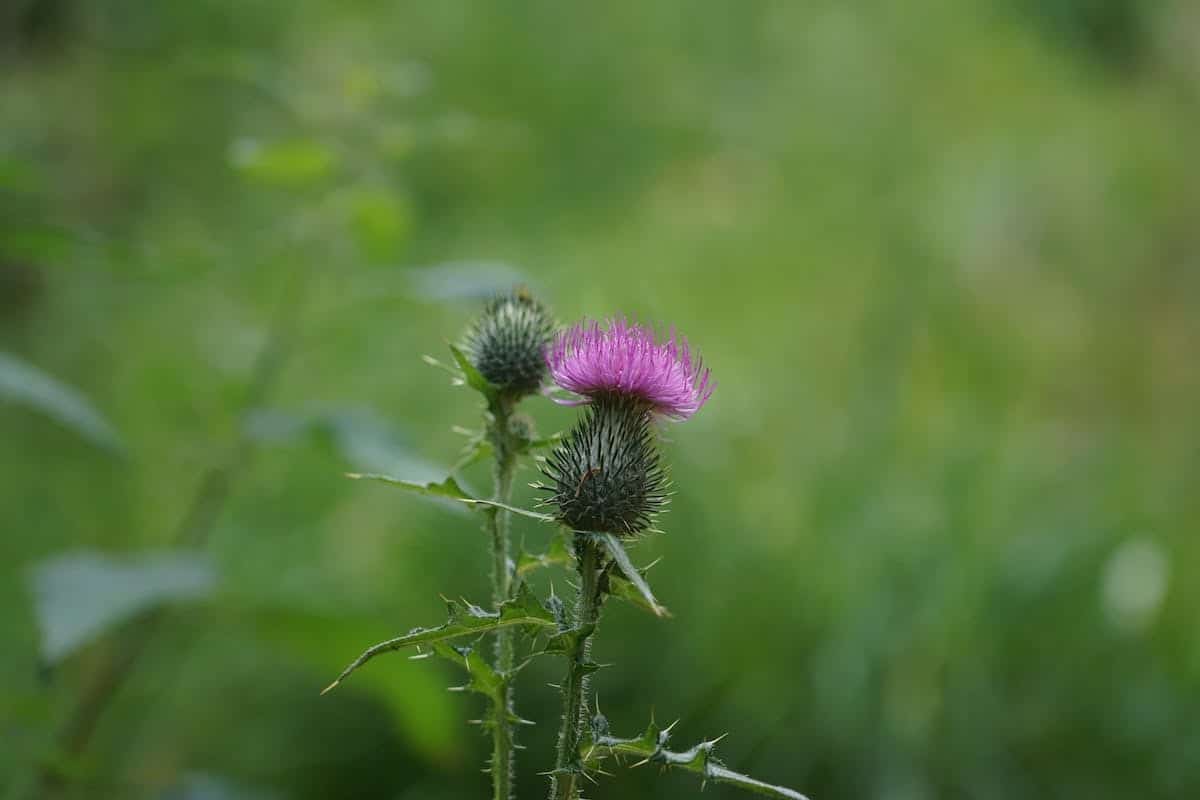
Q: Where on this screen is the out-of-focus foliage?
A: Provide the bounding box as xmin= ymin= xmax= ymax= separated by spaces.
xmin=1014 ymin=0 xmax=1153 ymax=69
xmin=2 ymin=1 xmax=1199 ymax=799
xmin=29 ymin=549 xmax=215 ymax=665
xmin=0 ymin=352 xmax=124 ymax=452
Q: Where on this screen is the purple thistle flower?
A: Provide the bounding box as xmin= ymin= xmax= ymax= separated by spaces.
xmin=545 ymin=318 xmax=714 ymax=420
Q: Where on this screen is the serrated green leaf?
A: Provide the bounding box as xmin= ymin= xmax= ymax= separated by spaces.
xmin=447 ymin=343 xmax=498 ymax=401
xmin=347 ymin=472 xmax=555 ymax=521
xmin=592 ymin=533 xmax=668 ymax=618
xmin=247 ymin=607 xmax=460 ymax=762
xmin=345 ymin=472 xmax=474 ymax=501
xmin=500 ymin=583 xmax=557 ymax=625
xmin=322 ymin=583 xmax=556 ymax=693
xmin=0 ymin=351 xmax=124 ymax=453
xmin=474 ymin=500 xmax=556 ymax=522
xmin=515 ymin=534 xmax=572 ymax=577
xmin=541 ymin=623 xmax=596 ymax=658
xmin=585 ymin=716 xmax=810 ymax=800
xmin=608 ymin=574 xmax=673 ymax=618
xmin=431 ymin=642 xmax=502 ymax=697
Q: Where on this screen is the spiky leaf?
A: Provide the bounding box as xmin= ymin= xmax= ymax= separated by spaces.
xmin=540 ymin=623 xmax=597 ymax=659
xmin=347 ymin=472 xmax=556 ymax=521
xmin=584 ymin=716 xmax=810 ymax=800
xmin=593 ymin=533 xmax=668 ymax=617
xmin=345 ymin=472 xmax=474 ymax=501
xmin=322 ymin=584 xmax=556 ymax=694
xmin=515 ymin=533 xmax=572 ymax=577
xmin=608 ymin=574 xmax=673 ymax=618
xmin=430 ymin=642 xmax=503 ymax=697
xmin=448 ymin=343 xmax=499 ymax=402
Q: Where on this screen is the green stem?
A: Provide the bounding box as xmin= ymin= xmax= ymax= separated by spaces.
xmin=549 ymin=536 xmax=604 ymax=800
xmin=485 ymin=399 xmax=518 ymax=800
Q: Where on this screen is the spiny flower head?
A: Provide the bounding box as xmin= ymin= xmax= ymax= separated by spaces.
xmin=545 ymin=318 xmax=714 ymax=420
xmin=462 ymin=288 xmax=555 ymax=398
xmin=540 ymin=395 xmax=669 ymax=536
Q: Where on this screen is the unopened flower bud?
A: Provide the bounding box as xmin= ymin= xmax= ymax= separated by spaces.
xmin=462 ymin=288 xmax=555 ymax=398
xmin=541 ymin=395 xmax=669 ymax=536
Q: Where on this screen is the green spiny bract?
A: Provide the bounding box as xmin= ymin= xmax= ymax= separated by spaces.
xmin=461 ymin=288 xmax=555 ymax=398
xmin=540 ymin=394 xmax=669 ymax=536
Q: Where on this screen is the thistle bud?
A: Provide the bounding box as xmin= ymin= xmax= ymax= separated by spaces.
xmin=462 ymin=288 xmax=555 ymax=398
xmin=541 ymin=395 xmax=669 ymax=536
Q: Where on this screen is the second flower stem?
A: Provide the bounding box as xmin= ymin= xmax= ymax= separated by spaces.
xmin=549 ymin=535 xmax=604 ymax=800
xmin=485 ymin=400 xmax=518 ymax=800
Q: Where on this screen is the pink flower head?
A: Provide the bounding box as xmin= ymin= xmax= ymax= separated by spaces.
xmin=545 ymin=318 xmax=714 ymax=420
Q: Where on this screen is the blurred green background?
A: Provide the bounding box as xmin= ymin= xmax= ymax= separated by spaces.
xmin=3 ymin=1 xmax=1199 ymax=798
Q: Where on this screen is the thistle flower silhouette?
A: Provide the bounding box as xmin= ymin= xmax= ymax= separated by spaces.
xmin=541 ymin=319 xmax=712 ymax=536
xmin=545 ymin=318 xmax=714 ymax=420
xmin=462 ymin=288 xmax=555 ymax=397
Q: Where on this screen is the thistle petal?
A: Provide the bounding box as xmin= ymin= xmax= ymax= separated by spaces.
xmin=545 ymin=318 xmax=714 ymax=420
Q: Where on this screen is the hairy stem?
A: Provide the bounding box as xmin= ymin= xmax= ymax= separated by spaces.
xmin=484 ymin=399 xmax=518 ymax=800
xmin=549 ymin=536 xmax=604 ymax=800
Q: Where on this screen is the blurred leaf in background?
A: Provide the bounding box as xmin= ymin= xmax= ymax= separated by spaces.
xmin=0 ymin=352 xmax=124 ymax=453
xmin=29 ymin=550 xmax=215 ymax=665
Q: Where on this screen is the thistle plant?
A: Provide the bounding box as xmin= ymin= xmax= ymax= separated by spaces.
xmin=540 ymin=319 xmax=711 ymax=799
xmin=458 ymin=288 xmax=554 ymax=799
xmin=324 ymin=304 xmax=808 ymax=800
